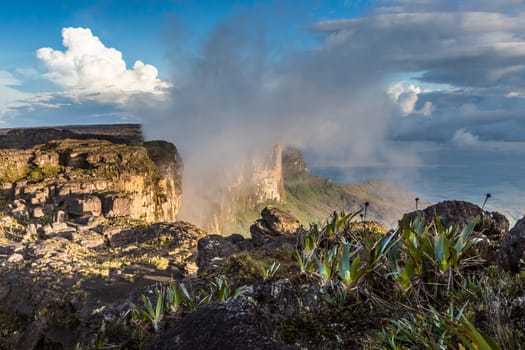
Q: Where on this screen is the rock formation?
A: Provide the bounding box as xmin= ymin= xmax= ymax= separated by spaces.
xmin=403 ymin=200 xmax=510 ymax=264
xmin=498 ymin=216 xmax=525 ymax=272
xmin=250 ymin=206 xmax=300 ymax=246
xmin=0 ymin=125 xmax=189 ymax=348
xmin=0 ymin=125 xmax=182 ymax=225
xmin=403 ymin=200 xmax=509 ymax=240
xmin=182 ymin=144 xmax=286 ymax=232
xmin=282 ymin=146 xmax=308 ymax=177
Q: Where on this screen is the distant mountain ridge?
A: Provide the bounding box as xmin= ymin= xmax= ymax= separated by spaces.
xmin=219 ymin=147 xmax=427 ymax=233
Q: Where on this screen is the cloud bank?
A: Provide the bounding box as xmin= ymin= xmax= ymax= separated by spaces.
xmin=36 ymin=27 xmax=171 ymax=104
xmin=136 ymin=1 xmax=525 ymax=218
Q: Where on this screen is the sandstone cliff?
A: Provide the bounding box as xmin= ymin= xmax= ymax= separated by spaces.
xmin=0 ymin=125 xmax=182 ymax=225
xmin=181 ymin=144 xmax=286 ymax=232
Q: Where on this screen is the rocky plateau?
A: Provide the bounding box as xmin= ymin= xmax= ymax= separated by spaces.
xmin=0 ymin=125 xmax=524 ymax=349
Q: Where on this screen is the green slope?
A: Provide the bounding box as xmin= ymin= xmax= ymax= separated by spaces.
xmin=222 ymin=170 xmax=424 ymax=235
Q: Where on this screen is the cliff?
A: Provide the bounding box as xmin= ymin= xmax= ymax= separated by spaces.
xmin=211 ymin=145 xmax=425 ymax=233
xmin=0 ymin=125 xmax=182 ymax=225
xmin=181 ymin=144 xmax=286 ymax=232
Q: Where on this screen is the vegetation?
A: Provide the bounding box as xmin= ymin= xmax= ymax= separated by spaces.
xmin=76 ymin=211 xmax=524 ymax=349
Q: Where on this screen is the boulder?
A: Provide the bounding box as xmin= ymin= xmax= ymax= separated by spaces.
xmin=103 ymin=226 xmax=142 ymax=247
xmin=7 ymin=253 xmax=24 ymax=264
xmin=65 ymin=195 xmax=102 ymax=217
xmin=250 ymin=206 xmax=300 ymax=246
xmin=11 ymin=199 xmax=29 ymax=220
xmin=32 ymin=207 xmax=45 ymax=219
xmin=146 ymin=299 xmax=296 ymax=350
xmin=196 ymin=234 xmax=244 ymax=275
xmin=403 ymin=200 xmax=509 ymax=240
xmin=498 ymin=216 xmax=525 ymax=273
xmin=71 ymin=230 xmax=105 ymax=249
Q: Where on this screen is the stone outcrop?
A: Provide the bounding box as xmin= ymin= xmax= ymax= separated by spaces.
xmin=403 ymin=200 xmax=510 ymax=264
xmin=147 ymin=299 xmax=296 ymax=350
xmin=0 ymin=126 xmax=182 ymax=225
xmin=282 ymin=146 xmax=308 ymax=177
xmin=404 ymin=200 xmax=509 ymax=240
xmin=498 ymin=216 xmax=525 ymax=273
xmin=250 ymin=206 xmax=300 ymax=246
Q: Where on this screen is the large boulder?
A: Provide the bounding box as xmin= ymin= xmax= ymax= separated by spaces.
xmin=403 ymin=200 xmax=509 ymax=240
xmin=146 ymin=299 xmax=296 ymax=350
xmin=65 ymin=195 xmax=102 ymax=217
xmin=498 ymin=216 xmax=525 ymax=273
xmin=402 ymin=201 xmax=509 ymax=264
xmin=250 ymin=206 xmax=300 ymax=246
xmin=196 ymin=234 xmax=246 ymax=275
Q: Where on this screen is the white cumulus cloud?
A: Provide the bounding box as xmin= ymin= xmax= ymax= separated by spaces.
xmin=388 ymin=83 xmax=434 ymax=116
xmin=36 ymin=27 xmax=171 ymax=104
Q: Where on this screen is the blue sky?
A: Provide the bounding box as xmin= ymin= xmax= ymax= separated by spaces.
xmin=1 ymin=0 xmax=525 ymax=212
xmin=0 ymin=0 xmax=371 ymax=83
xmin=0 ymin=0 xmax=375 ymax=126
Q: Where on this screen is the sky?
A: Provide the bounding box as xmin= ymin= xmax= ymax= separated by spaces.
xmin=1 ymin=0 xmax=525 ymax=214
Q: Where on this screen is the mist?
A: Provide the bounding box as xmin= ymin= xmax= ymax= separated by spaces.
xmin=137 ymin=4 xmax=420 ymax=227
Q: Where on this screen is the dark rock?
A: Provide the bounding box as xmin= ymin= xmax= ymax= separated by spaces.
xmin=498 ymin=216 xmax=525 ymax=273
xmin=250 ymin=206 xmax=300 ymax=246
xmin=64 ymin=195 xmax=102 ymax=217
xmin=227 ymin=233 xmax=246 ymax=244
xmin=404 ymin=200 xmax=509 ymax=241
xmin=197 ymin=234 xmax=242 ymax=275
xmin=146 ymin=299 xmax=296 ymax=350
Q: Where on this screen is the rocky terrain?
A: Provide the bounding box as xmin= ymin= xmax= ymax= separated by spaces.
xmin=0 ymin=125 xmax=524 ymax=349
xmin=0 ymin=126 xmax=181 ymax=225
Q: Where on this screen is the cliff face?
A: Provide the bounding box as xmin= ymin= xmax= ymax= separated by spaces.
xmin=0 ymin=126 xmax=182 ymax=225
xmin=181 ymin=145 xmax=286 ymax=233
xmin=249 ymin=144 xmax=285 ymax=205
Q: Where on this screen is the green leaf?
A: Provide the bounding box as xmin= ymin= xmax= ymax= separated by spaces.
xmin=155 ymin=288 xmax=164 ymax=320
xmin=338 ymin=244 xmax=351 ymax=282
xmin=350 ymin=253 xmax=361 ymax=282
xmin=460 ymin=317 xmax=502 ymax=350
xmin=435 ymin=232 xmax=445 ymax=264
xmin=456 ymin=216 xmax=480 ymax=256
xmin=397 ymin=259 xmax=415 ymax=291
